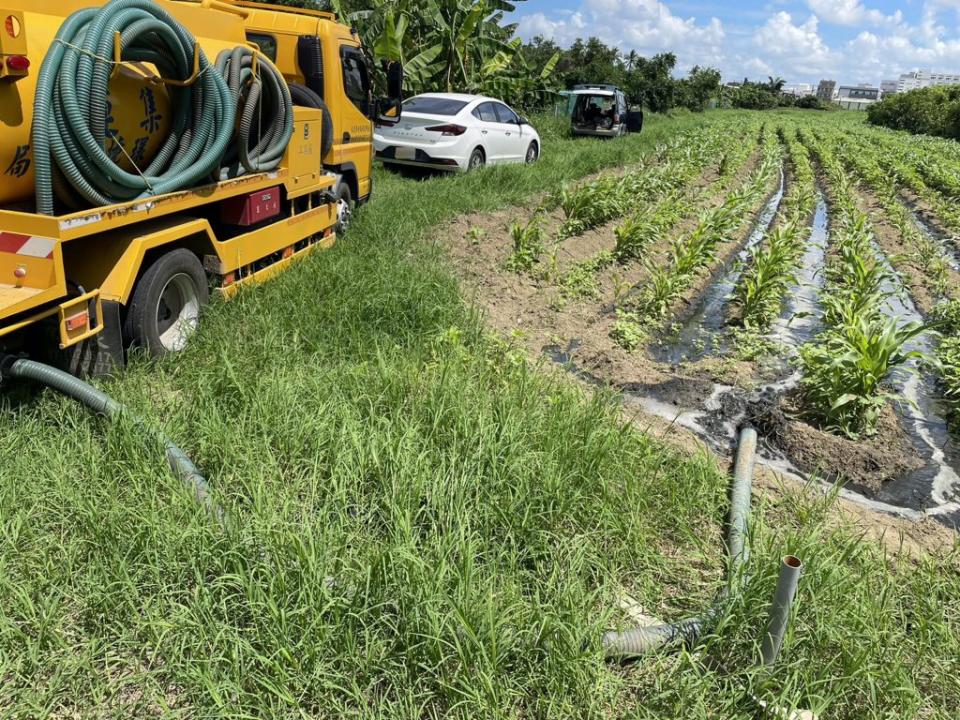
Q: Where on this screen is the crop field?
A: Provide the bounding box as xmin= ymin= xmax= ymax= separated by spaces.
xmin=446 ymin=110 xmax=960 ymax=527
xmin=3 ymin=111 xmax=960 ymax=719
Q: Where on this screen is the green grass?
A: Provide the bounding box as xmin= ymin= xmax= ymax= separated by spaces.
xmin=2 ymin=110 xmax=959 ymax=718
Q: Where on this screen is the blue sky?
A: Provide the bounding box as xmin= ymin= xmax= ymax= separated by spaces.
xmin=510 ymin=1 xmax=960 ymax=85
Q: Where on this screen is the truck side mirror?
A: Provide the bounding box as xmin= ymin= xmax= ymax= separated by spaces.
xmin=376 ymin=60 xmax=404 ymax=126
xmin=386 ymin=61 xmax=403 ymax=100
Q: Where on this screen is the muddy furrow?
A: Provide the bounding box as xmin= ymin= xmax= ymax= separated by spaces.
xmin=652 ymin=165 xmax=786 ymax=364
xmin=767 ymin=190 xmax=829 ymax=349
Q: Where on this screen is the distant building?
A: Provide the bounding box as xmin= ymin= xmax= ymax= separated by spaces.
xmin=837 ymin=85 xmax=879 ymax=100
xmin=816 ymin=80 xmax=836 ymax=102
xmin=896 ymin=69 xmax=960 ymax=93
xmin=835 ymin=84 xmax=880 ymax=111
xmin=880 ymin=80 xmax=899 ymax=97
xmin=783 ymin=83 xmax=814 ymax=97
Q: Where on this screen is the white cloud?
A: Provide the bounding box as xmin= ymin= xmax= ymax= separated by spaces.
xmin=806 ymin=0 xmax=903 ymax=27
xmin=754 ymin=12 xmax=839 ymax=75
xmin=514 ymin=0 xmax=960 ymax=83
xmin=515 ymin=0 xmax=726 ymax=70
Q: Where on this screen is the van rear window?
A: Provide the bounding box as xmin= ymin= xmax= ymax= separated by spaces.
xmin=405 ymin=97 xmax=468 ymax=115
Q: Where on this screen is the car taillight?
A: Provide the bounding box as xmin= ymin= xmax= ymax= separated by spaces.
xmin=425 ymin=124 xmax=467 ymax=136
xmin=5 ymin=55 xmax=29 ymax=72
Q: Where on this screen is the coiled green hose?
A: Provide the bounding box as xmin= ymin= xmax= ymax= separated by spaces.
xmin=216 ymin=46 xmax=294 ymax=177
xmin=33 ymin=0 xmax=237 ymax=214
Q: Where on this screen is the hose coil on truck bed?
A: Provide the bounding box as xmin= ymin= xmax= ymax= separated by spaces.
xmin=32 ymin=0 xmax=294 ymax=215
xmin=216 ymin=46 xmax=294 ymax=177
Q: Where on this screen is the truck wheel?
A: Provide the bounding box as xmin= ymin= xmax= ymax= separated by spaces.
xmin=335 ymin=181 xmax=354 ymax=235
xmin=125 ymin=249 xmax=208 ymax=357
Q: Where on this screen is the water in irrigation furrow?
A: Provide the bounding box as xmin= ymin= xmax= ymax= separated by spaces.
xmin=651 ymin=166 xmax=786 ymax=365
xmin=767 ymin=192 xmax=828 ymax=349
xmin=544 ymin=188 xmax=960 ymax=528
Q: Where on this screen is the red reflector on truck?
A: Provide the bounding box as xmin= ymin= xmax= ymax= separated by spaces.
xmin=65 ymin=312 xmax=88 ymax=331
xmin=5 ymin=55 xmax=29 ymax=72
xmin=5 ymin=15 xmax=21 ymax=38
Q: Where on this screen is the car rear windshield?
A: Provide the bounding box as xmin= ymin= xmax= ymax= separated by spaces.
xmin=404 ymin=96 xmax=469 ymax=115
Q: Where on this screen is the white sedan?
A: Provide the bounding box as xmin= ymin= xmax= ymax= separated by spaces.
xmin=374 ymin=93 xmax=541 ymax=172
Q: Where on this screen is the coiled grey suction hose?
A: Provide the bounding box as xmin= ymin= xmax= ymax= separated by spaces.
xmin=33 ymin=0 xmax=236 ymax=215
xmin=1 ymin=356 xmax=226 ymax=526
xmin=602 ymin=426 xmax=757 ymax=658
xmin=216 ymin=46 xmax=294 ymax=177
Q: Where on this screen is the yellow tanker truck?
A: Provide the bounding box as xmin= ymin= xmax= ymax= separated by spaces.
xmin=0 ymin=0 xmax=402 ymax=374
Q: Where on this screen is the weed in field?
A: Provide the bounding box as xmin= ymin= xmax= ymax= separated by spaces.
xmin=611 ymin=309 xmax=647 ymax=351
xmin=467 ymin=227 xmax=486 ymax=245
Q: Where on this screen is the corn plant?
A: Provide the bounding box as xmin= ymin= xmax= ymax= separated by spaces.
xmin=505 ymin=217 xmax=544 ymax=272
xmin=797 ymin=130 xmax=936 ymax=436
xmin=615 ymin=129 xmax=783 ymax=344
xmin=798 ymin=314 xmax=931 ymax=437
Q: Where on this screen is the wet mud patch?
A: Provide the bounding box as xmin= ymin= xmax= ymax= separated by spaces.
xmin=744 ymin=392 xmax=925 ymax=494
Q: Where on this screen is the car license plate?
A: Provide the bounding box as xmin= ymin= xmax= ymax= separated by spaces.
xmin=395 ymin=146 xmax=416 ymax=160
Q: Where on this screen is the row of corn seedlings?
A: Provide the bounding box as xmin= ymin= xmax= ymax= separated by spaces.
xmin=823 ymin=127 xmax=959 ymax=302
xmin=795 ymin=128 xmax=932 ymax=438
xmin=819 ymin=126 xmax=960 ymax=424
xmin=612 ymin=121 xmax=762 ymax=262
xmin=611 ymin=126 xmax=782 ymax=350
xmin=554 ymin=119 xmax=759 ymax=238
xmin=728 ymin=124 xmax=818 ymax=331
xmin=837 ymin=124 xmax=960 ymax=235
xmin=552 ymin=122 xmax=765 ymax=302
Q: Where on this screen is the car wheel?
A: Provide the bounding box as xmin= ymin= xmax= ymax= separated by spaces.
xmin=335 ymin=181 xmax=354 ymax=235
xmin=125 ymin=249 xmax=208 ymax=357
xmin=468 ymin=147 xmax=486 ymax=171
xmin=525 ymin=141 xmax=539 ymax=164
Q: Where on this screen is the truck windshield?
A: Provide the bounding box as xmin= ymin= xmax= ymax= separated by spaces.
xmin=404 ymin=96 xmax=468 ymax=115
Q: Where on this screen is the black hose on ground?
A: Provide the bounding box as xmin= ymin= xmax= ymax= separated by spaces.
xmin=1 ymin=356 xmax=227 ymax=526
xmin=288 ymin=82 xmax=334 ymax=158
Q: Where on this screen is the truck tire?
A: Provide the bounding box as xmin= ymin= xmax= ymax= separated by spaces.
xmin=125 ymin=249 xmax=209 ymax=357
xmin=335 ymin=181 xmax=354 ymax=235
xmin=29 ymin=300 xmax=125 ymax=379
xmin=289 ymin=83 xmax=335 ymax=157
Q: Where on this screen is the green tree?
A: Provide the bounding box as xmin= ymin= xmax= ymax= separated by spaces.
xmin=623 ymin=53 xmax=676 ymax=112
xmin=677 ymin=65 xmax=721 ymax=111
xmin=561 ymin=37 xmax=624 ymax=88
